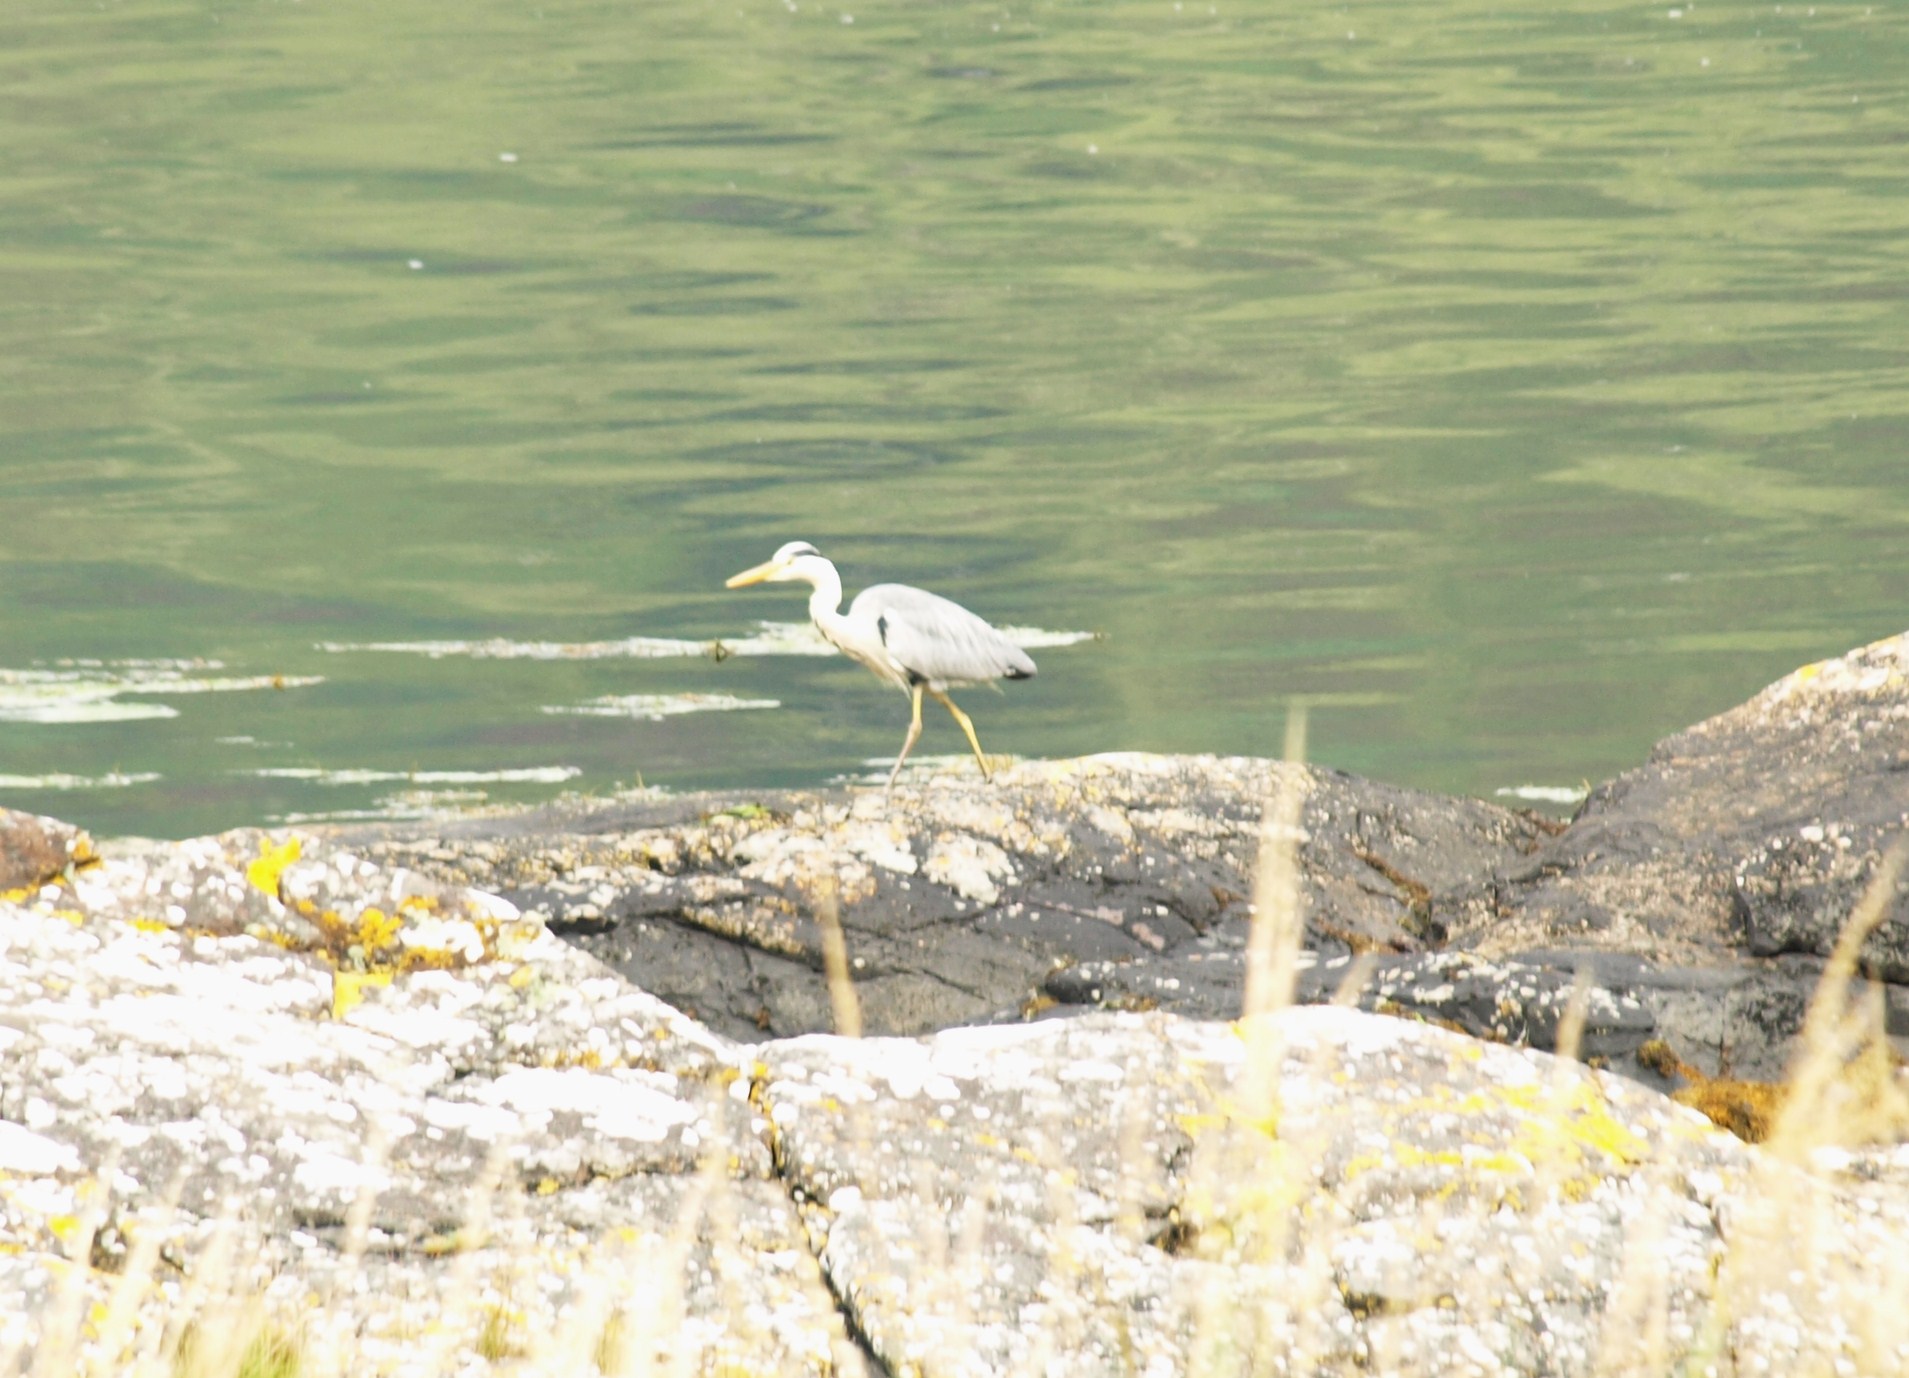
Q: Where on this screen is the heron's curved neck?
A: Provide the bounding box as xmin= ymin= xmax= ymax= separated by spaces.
xmin=801 ymin=559 xmax=847 ymax=631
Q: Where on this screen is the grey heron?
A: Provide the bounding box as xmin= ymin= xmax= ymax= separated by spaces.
xmin=725 ymin=541 xmax=1035 ymax=789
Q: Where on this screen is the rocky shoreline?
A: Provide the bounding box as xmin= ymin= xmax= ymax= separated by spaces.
xmin=2 ymin=631 xmax=1906 ymax=1374
xmin=336 ymin=628 xmax=1909 ymax=1091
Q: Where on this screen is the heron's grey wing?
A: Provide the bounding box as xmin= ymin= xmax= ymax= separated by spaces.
xmin=850 ymin=583 xmax=1037 ymax=687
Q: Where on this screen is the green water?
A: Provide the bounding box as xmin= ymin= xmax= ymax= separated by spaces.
xmin=2 ymin=0 xmax=1905 ymax=838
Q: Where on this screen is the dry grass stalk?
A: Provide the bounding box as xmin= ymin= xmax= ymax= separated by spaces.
xmin=1183 ymin=704 xmax=1328 ymax=1373
xmin=1328 ymin=951 xmax=1377 ymax=1007
xmin=1242 ymin=704 xmax=1311 ymax=1024
xmin=1238 ymin=703 xmax=1311 ymax=1151
xmin=1770 ymin=838 xmax=1909 ymax=1157
xmin=1686 ymin=838 xmax=1909 ymax=1372
xmin=32 ymin=1151 xmax=119 ymax=1378
xmin=90 ymin=1172 xmax=189 ymax=1371
xmin=812 ymin=873 xmax=863 ymax=1039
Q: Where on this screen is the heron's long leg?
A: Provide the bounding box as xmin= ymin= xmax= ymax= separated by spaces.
xmin=928 ymin=688 xmax=993 ymax=782
xmin=886 ymin=683 xmax=926 ymax=791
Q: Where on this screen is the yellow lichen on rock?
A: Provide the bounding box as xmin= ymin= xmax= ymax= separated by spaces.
xmin=355 ymin=906 xmax=404 ymax=954
xmin=330 ymin=969 xmax=393 ymax=1020
xmin=1490 ymin=1080 xmax=1648 ymax=1174
xmin=246 ymin=837 xmax=302 ymax=898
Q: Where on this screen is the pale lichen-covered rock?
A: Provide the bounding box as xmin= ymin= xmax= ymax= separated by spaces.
xmin=759 ymin=1009 xmax=1909 ymax=1378
xmin=2 ymin=821 xmax=1908 ymax=1375
xmin=0 ymin=836 xmax=862 ymax=1377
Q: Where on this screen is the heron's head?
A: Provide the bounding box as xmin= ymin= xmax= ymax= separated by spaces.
xmin=725 ymin=541 xmax=829 ymax=588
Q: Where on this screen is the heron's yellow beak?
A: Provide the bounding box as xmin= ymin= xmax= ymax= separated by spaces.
xmin=725 ymin=559 xmax=781 ymax=589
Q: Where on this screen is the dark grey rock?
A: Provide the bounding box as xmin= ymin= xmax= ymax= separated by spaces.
xmin=335 ymin=756 xmax=1556 ymax=1045
xmin=1449 ymin=633 xmax=1909 ymax=974
xmin=1736 ymin=829 xmax=1909 ymax=977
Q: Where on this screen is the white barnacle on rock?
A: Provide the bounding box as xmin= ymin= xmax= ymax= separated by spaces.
xmin=264 ymin=1072 xmax=359 ymax=1128
xmin=843 ymin=823 xmax=918 ymax=876
xmin=1055 ymin=1057 xmax=1125 ymax=1085
xmin=475 ymin=1066 xmax=697 ymax=1143
xmin=881 ymin=1052 xmax=963 ymax=1105
xmin=1082 ymin=804 xmax=1135 ymax=846
xmin=576 ymin=975 xmax=628 ymax=1005
xmin=778 ymin=1056 xmax=881 ymax=1110
xmin=34 ymin=1016 xmax=98 ymax=1057
xmin=397 ymin=915 xmax=487 ymax=963
xmin=291 ymin=1148 xmax=390 ymax=1203
xmin=923 ymin=833 xmax=1015 ymax=906
xmin=730 ymin=827 xmax=810 ymax=869
xmin=732 ymin=829 xmax=874 ymax=897
xmin=400 ymin=966 xmax=488 ymax=1013
xmin=215 ymin=1152 xmax=273 ymax=1184
xmin=465 ymin=888 xmax=521 ymax=922
xmin=0 ymin=1122 xmax=80 ymax=1175
xmin=419 ymin=1097 xmax=519 ymax=1141
xmin=1131 ymin=805 xmax=1227 ymax=840
xmin=10 ymin=1180 xmax=80 ymax=1243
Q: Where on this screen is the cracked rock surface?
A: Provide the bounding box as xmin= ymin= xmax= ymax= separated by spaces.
xmin=759 ymin=1009 xmax=1909 ymax=1378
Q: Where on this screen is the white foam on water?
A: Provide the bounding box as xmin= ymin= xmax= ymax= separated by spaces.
xmin=274 ymin=788 xmax=498 ymax=825
xmin=314 ymin=635 xmax=711 ymax=660
xmin=0 ymin=695 xmax=181 ymax=724
xmin=994 ymin=626 xmax=1101 ymax=649
xmin=318 ymin=621 xmax=1097 ymax=661
xmin=0 ymin=666 xmax=322 ymax=724
xmin=854 ymin=754 xmax=972 ymax=770
xmin=1494 ymin=785 xmax=1588 ymax=804
xmin=835 ymin=754 xmax=981 ymax=785
xmin=43 ymin=657 xmax=225 ymax=671
xmin=541 ymin=693 xmax=779 ymax=720
xmin=717 ymin=623 xmax=835 ymax=657
xmin=251 ymin=766 xmax=581 ymax=787
xmin=0 ymin=771 xmax=161 ymax=791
